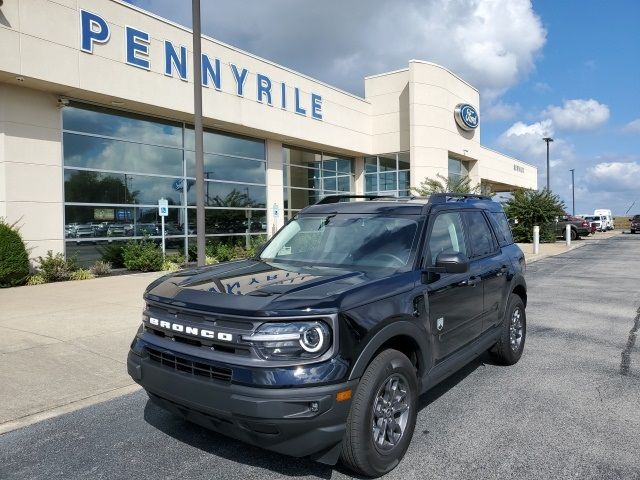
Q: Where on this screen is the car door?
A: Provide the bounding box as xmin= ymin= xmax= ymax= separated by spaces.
xmin=465 ymin=210 xmax=509 ymax=332
xmin=424 ymin=210 xmax=484 ymax=362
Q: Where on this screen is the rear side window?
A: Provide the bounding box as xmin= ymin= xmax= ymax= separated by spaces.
xmin=491 ymin=212 xmax=514 ymax=246
xmin=464 ymin=211 xmax=497 ymax=258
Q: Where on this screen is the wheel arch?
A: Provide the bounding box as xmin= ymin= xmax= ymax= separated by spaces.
xmin=348 ymin=320 xmax=429 ymax=382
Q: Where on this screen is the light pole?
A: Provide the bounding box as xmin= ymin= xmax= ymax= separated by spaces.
xmin=192 ymin=0 xmax=205 ymax=266
xmin=569 ymin=168 xmax=575 ymax=216
xmin=542 ymin=137 xmax=553 ymax=191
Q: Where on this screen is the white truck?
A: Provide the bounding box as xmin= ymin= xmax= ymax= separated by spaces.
xmin=593 ymin=209 xmax=614 ymax=230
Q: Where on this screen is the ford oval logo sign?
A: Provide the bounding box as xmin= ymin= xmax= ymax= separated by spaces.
xmin=454 ymin=104 xmax=479 ymax=131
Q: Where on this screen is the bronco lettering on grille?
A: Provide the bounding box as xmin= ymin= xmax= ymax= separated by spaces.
xmin=148 ymin=317 xmax=233 ymax=342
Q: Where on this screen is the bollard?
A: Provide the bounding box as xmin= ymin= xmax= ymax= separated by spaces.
xmin=565 ymin=224 xmax=571 ymax=247
xmin=533 ymin=226 xmax=540 ymax=254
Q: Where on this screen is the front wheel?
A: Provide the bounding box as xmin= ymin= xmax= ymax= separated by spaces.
xmin=490 ymin=294 xmax=526 ymax=365
xmin=340 ymin=349 xmax=418 ymax=477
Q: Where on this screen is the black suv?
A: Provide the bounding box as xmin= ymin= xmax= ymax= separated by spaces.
xmin=127 ymin=193 xmax=527 ymax=477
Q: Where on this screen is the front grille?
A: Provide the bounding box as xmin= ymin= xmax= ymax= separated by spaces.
xmin=147 ymin=347 xmax=232 ymax=382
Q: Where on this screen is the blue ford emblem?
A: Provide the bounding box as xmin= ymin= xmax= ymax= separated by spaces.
xmin=454 ymin=103 xmax=479 ymax=131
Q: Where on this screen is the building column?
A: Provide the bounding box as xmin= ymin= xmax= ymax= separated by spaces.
xmin=353 ymin=156 xmax=364 ymax=194
xmin=265 ymin=139 xmax=284 ymax=237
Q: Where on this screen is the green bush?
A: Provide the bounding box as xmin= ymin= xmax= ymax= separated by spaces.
xmin=26 ymin=274 xmax=46 ymax=286
xmin=122 ymin=238 xmax=164 ymax=272
xmin=504 ymin=189 xmax=565 ymax=243
xmin=70 ymin=269 xmax=95 ymax=281
xmin=90 ymin=260 xmax=112 ymax=276
xmin=37 ymin=251 xmax=78 ymax=282
xmin=188 ymin=236 xmax=266 ymax=264
xmin=0 ymin=219 xmax=30 ymax=287
xmin=98 ymin=243 xmax=125 ymax=268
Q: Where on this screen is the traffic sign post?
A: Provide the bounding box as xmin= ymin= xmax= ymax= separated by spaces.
xmin=158 ymin=198 xmax=168 ymax=257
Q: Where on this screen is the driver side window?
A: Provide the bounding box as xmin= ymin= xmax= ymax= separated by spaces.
xmin=427 ymin=212 xmax=467 ymax=266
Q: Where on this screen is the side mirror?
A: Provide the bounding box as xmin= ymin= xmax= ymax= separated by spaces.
xmin=434 ymin=251 xmax=469 ymax=274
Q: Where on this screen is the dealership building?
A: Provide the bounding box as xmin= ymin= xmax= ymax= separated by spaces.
xmin=0 ymin=0 xmax=537 ymax=263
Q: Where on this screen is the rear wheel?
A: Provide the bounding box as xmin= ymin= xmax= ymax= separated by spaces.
xmin=565 ymin=228 xmax=578 ymax=241
xmin=340 ymin=349 xmax=418 ymax=477
xmin=490 ymin=294 xmax=526 ymax=365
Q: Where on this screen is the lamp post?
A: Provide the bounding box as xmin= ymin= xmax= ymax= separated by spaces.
xmin=192 ymin=0 xmax=205 ymax=266
xmin=542 ymin=137 xmax=553 ymax=191
xmin=569 ymin=168 xmax=575 ymax=216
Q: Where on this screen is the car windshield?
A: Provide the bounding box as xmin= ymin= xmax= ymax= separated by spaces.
xmin=633 ymin=215 xmax=640 ymax=220
xmin=260 ymin=214 xmax=420 ymax=270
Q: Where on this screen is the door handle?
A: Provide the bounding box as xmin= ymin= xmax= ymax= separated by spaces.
xmin=459 ymin=276 xmax=481 ymax=287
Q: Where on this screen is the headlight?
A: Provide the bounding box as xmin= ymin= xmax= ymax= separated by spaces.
xmin=243 ymin=321 xmax=332 ymax=360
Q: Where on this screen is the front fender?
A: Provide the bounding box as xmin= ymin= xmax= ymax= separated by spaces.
xmin=347 ymin=319 xmax=429 ymax=382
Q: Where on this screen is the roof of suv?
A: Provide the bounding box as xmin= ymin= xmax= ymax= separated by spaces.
xmin=299 ymin=194 xmax=505 ymax=216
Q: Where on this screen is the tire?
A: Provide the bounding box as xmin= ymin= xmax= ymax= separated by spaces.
xmin=489 ymin=294 xmax=526 ymax=365
xmin=340 ymin=349 xmax=418 ymax=477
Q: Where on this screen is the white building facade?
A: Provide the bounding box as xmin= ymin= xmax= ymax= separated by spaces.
xmin=0 ymin=0 xmax=537 ymax=263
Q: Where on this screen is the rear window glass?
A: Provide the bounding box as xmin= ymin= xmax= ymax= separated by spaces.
xmin=491 ymin=212 xmax=514 ymax=246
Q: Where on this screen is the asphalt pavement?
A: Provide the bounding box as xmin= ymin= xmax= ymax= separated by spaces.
xmin=1 ymin=234 xmax=639 ymax=479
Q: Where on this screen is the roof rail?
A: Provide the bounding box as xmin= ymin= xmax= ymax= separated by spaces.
xmin=314 ymin=194 xmax=397 ymax=205
xmin=427 ymin=193 xmax=492 ymax=204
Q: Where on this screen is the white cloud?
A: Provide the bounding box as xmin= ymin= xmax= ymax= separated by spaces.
xmin=586 ymin=161 xmax=640 ymax=192
xmin=483 ymin=101 xmax=521 ymax=121
xmin=542 ymin=99 xmax=610 ymax=131
xmin=622 ymin=119 xmax=640 ymax=134
xmin=127 ymin=0 xmax=546 ymax=99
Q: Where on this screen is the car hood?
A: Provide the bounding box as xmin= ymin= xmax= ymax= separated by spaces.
xmin=144 ymin=259 xmax=416 ymax=316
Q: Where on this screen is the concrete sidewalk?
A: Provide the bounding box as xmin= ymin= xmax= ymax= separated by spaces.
xmin=0 ymin=230 xmax=624 ymax=434
xmin=0 ymin=271 xmax=164 ymax=433
xmin=518 ymin=229 xmax=621 ymax=264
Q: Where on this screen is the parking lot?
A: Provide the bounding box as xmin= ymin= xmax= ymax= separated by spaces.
xmin=1 ymin=233 xmax=639 ymax=479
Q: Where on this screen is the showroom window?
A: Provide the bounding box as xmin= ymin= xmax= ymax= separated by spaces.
xmin=364 ymin=152 xmax=410 ymax=197
xmin=62 ymin=102 xmax=267 ymax=265
xmin=283 ymin=145 xmax=354 ymax=219
xmin=448 ymin=157 xmax=470 ymax=183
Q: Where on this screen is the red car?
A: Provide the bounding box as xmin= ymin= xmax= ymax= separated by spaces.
xmin=631 ymin=215 xmax=640 ymax=234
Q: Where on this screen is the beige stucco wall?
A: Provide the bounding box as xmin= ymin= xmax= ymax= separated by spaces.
xmin=0 ymin=83 xmax=64 ymax=259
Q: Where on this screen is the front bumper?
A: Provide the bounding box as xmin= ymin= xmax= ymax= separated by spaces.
xmin=127 ymin=349 xmax=357 ymax=463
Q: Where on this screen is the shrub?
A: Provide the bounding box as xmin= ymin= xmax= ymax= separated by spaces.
xmin=37 ymin=251 xmax=78 ymax=282
xmin=98 ymin=243 xmax=125 ymax=268
xmin=70 ymin=269 xmax=95 ymax=281
xmin=413 ymin=173 xmax=481 ymax=195
xmin=90 ymin=260 xmax=112 ymax=276
xmin=122 ymin=238 xmax=164 ymax=272
xmin=26 ymin=274 xmax=46 ymax=286
xmin=504 ymin=188 xmax=565 ymax=243
xmin=165 ymin=252 xmax=185 ymax=266
xmin=162 ymin=260 xmax=181 ymax=272
xmin=0 ymin=219 xmax=30 ymax=287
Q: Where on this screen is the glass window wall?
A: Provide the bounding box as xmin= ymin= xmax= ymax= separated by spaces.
xmin=283 ymin=146 xmax=354 ymax=219
xmin=63 ymin=102 xmax=267 ymax=265
xmin=364 ymin=152 xmax=410 ymax=197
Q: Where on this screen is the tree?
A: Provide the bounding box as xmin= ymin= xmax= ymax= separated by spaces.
xmin=412 ymin=173 xmax=480 ymax=196
xmin=504 ymin=188 xmax=565 ymax=243
xmin=0 ymin=219 xmax=30 ymax=287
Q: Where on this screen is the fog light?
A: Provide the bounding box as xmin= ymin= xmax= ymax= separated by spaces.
xmin=310 ymin=401 xmax=319 ymax=412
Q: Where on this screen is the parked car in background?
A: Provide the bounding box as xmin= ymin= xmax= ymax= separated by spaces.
xmin=594 ymin=209 xmax=614 ymax=230
xmin=584 ymin=215 xmax=606 ymax=232
xmin=631 ymin=215 xmax=640 ymax=234
xmin=556 ymin=214 xmax=590 ymax=240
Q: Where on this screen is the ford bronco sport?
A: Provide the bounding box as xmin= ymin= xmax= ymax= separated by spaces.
xmin=127 ymin=193 xmax=527 ymax=477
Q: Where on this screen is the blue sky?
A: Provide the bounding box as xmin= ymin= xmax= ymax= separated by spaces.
xmin=127 ymin=0 xmax=640 ymax=215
